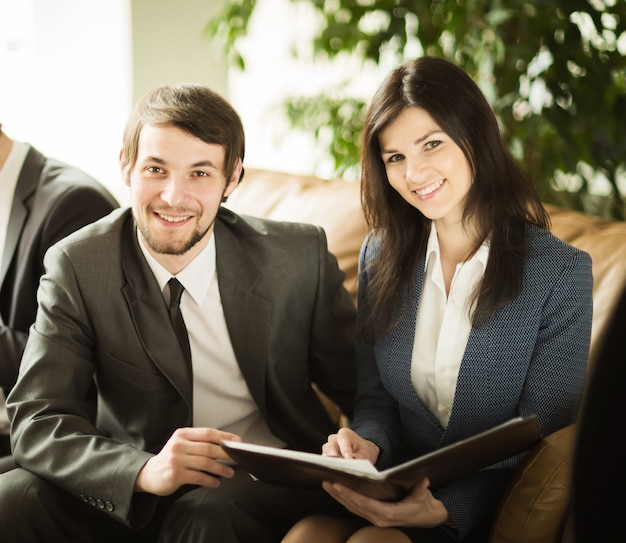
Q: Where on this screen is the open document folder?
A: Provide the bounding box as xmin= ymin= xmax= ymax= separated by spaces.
xmin=221 ymin=415 xmax=542 ymax=501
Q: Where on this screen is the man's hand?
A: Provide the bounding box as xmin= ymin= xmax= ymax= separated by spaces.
xmin=134 ymin=427 xmax=241 ymax=496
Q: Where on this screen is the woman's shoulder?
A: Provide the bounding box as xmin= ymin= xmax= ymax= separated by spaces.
xmin=524 ymin=222 xmax=592 ymax=270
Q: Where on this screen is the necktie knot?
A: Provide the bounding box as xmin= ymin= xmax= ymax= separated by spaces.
xmin=168 ymin=278 xmax=185 ymax=309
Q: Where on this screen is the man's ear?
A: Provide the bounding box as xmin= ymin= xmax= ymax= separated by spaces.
xmin=223 ymin=158 xmax=243 ymax=199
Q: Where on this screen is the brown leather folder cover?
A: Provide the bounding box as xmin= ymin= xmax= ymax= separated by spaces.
xmin=222 ymin=415 xmax=542 ymax=501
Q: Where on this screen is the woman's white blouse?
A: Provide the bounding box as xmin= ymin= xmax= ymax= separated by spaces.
xmin=411 ymin=224 xmax=490 ymax=427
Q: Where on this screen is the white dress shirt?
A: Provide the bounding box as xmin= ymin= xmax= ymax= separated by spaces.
xmin=138 ymin=230 xmax=285 ymax=447
xmin=411 ymin=224 xmax=489 ymax=427
xmin=0 ymin=139 xmax=28 ymax=435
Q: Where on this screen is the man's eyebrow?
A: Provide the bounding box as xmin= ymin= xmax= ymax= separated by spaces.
xmin=144 ymin=156 xmax=166 ymax=164
xmin=190 ymin=160 xmax=219 ymax=170
xmin=141 ymin=157 xmax=219 ymax=170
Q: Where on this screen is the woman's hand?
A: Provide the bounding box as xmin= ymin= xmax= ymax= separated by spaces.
xmin=322 ymin=427 xmax=380 ymax=464
xmin=322 ymin=477 xmax=450 ymax=529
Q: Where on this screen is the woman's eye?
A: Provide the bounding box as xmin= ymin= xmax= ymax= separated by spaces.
xmin=386 ymin=153 xmax=404 ymax=164
xmin=424 ymin=140 xmax=441 ymax=151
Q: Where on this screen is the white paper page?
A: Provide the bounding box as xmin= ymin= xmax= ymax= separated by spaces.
xmin=221 ymin=440 xmax=381 ymax=477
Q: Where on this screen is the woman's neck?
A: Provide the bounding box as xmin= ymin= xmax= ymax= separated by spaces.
xmin=434 ymin=219 xmax=476 ymax=296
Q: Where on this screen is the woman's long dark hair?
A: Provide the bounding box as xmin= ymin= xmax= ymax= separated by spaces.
xmin=360 ymin=56 xmax=549 ymax=336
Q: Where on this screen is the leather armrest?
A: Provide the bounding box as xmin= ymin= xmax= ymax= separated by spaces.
xmin=489 ymin=424 xmax=575 ymax=543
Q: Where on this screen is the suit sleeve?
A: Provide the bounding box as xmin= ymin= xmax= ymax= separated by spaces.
xmin=7 ymin=243 xmax=156 ymax=529
xmin=307 ymin=226 xmax=358 ymax=420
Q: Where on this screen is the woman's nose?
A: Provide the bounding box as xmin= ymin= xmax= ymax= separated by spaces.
xmin=405 ymin=156 xmax=427 ymax=183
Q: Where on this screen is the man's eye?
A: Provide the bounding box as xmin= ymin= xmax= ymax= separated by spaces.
xmin=146 ymin=166 xmax=163 ymax=173
xmin=192 ymin=171 xmax=209 ymax=177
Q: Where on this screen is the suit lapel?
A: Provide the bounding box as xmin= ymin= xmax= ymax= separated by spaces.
xmin=214 ymin=217 xmax=271 ymax=415
xmin=119 ymin=215 xmax=193 ymax=407
xmin=1 ymin=146 xmax=41 ymax=285
xmin=117 ymin=211 xmax=272 ymax=416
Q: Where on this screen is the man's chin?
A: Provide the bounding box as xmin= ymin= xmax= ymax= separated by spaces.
xmin=137 ymin=219 xmax=211 ymax=257
xmin=151 ymin=241 xmax=194 ymax=256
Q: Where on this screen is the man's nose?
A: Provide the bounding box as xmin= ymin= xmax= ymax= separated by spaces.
xmin=161 ymin=176 xmax=187 ymax=206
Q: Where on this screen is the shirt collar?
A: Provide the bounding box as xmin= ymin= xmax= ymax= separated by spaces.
xmin=424 ymin=222 xmax=490 ymax=271
xmin=0 ymin=139 xmax=28 ymax=196
xmin=137 ymin=228 xmax=217 ymax=305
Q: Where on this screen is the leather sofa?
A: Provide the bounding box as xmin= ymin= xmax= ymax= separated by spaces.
xmin=225 ymin=168 xmax=626 ymax=543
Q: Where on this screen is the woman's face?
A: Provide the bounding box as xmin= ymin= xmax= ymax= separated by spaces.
xmin=379 ymin=106 xmax=473 ymax=228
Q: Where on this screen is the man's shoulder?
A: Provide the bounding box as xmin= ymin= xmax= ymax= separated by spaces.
xmin=218 ymin=206 xmax=322 ymax=239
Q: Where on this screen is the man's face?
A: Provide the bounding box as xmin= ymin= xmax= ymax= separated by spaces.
xmin=123 ymin=124 xmax=240 ymax=274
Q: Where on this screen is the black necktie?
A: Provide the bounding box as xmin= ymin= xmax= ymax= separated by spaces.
xmin=168 ymin=278 xmax=192 ymax=366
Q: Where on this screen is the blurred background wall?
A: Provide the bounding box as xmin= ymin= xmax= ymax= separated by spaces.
xmin=1 ymin=0 xmax=625 ymax=217
xmin=0 ymin=0 xmax=230 ymax=205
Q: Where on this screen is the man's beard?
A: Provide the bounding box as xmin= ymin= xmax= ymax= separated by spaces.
xmin=138 ymin=220 xmax=212 ymax=256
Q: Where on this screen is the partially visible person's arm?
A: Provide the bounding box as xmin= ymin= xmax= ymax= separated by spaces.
xmin=0 ymin=181 xmax=117 ymax=391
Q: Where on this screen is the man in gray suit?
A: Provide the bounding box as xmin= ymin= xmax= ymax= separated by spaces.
xmin=0 ymin=85 xmax=356 ymax=542
xmin=0 ymin=124 xmax=118 ymax=471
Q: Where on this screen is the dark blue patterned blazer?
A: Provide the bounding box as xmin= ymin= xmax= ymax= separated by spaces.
xmin=351 ymin=224 xmax=593 ymax=539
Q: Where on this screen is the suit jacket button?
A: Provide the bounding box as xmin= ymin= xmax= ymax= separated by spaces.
xmin=80 ymin=494 xmax=89 ymax=502
xmin=88 ymin=497 xmax=96 ymax=506
xmin=105 ymin=501 xmax=114 ymax=512
xmin=96 ymin=499 xmax=105 ymax=509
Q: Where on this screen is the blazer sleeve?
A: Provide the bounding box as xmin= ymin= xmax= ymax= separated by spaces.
xmin=350 ymin=233 xmax=413 ymax=468
xmin=435 ymin=246 xmax=593 ymax=539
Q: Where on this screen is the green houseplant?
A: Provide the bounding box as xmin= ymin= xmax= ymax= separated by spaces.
xmin=207 ymin=0 xmax=626 ymax=219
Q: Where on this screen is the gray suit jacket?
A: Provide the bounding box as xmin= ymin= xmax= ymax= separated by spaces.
xmin=8 ymin=206 xmax=356 ymax=528
xmin=0 ymin=145 xmax=118 ymax=393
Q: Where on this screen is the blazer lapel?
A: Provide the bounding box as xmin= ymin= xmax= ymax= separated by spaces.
xmin=444 ymin=315 xmax=510 ymax=444
xmin=382 ymin=260 xmax=444 ymax=436
xmin=119 ymin=215 xmax=193 ymax=407
xmin=214 ymin=217 xmax=271 ymax=416
xmin=1 ymin=146 xmax=41 ymax=285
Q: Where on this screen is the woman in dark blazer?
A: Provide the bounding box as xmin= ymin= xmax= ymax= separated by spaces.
xmin=283 ymin=57 xmax=593 ymax=543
